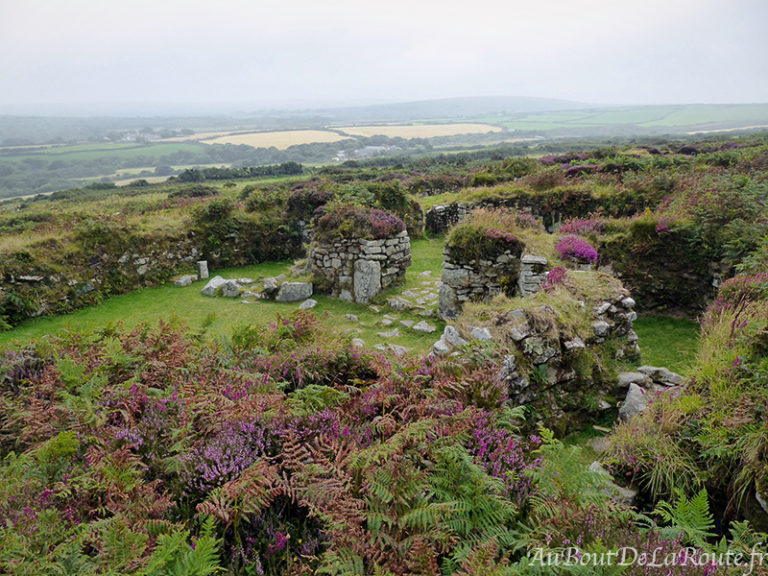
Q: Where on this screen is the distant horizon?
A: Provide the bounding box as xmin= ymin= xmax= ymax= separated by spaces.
xmin=3 ymin=95 xmax=768 ymax=119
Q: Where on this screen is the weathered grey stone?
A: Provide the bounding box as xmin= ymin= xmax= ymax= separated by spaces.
xmin=136 ymin=264 xmax=149 ymax=276
xmin=276 ymin=282 xmax=313 ymax=303
xmin=595 ymin=302 xmax=612 ymax=315
xmin=377 ymin=328 xmax=400 ymax=338
xmin=174 ymin=274 xmax=196 ymax=287
xmin=564 ymin=337 xmax=586 ymax=351
xmin=438 ymin=284 xmax=460 ymax=319
xmin=197 ymin=260 xmax=209 ymax=280
xmin=618 ymin=371 xmax=651 ymax=388
xmin=433 ymin=338 xmax=451 ymax=356
xmin=400 ymin=319 xmax=414 ymax=328
xmin=592 ymin=320 xmax=611 ymax=337
xmin=238 ymin=278 xmax=254 ymax=285
xmin=523 ymin=337 xmax=560 ymax=364
xmin=351 ymin=338 xmax=366 ymax=349
xmin=221 ymin=280 xmax=241 ymax=298
xmin=521 ymin=254 xmax=548 ymax=266
xmin=412 ymin=321 xmax=436 ymax=334
xmin=298 ymin=299 xmax=318 ymax=309
xmin=345 ymin=314 xmax=359 ymax=322
xmin=442 ymin=267 xmax=471 ymax=287
xmin=470 ymin=327 xmax=493 ymax=341
xmin=201 ymin=276 xmax=227 ymax=296
xmin=504 ymin=309 xmax=531 ymax=341
xmin=627 ymin=330 xmax=639 ymax=343
xmin=638 ymin=366 xmax=685 ymax=386
xmin=352 ymin=259 xmax=381 ymax=304
xmin=621 ymin=297 xmax=636 ymax=309
xmin=374 ymin=343 xmax=409 ymax=356
xmin=443 ymin=326 xmax=467 ymax=349
xmin=262 ymin=277 xmax=279 ymax=296
xmin=619 ymin=383 xmax=648 ymax=422
xmin=339 ymin=289 xmax=353 ymax=302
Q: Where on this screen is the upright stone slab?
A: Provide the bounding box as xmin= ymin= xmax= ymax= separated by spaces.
xmin=197 ymin=260 xmax=209 ymax=280
xmin=353 ymin=260 xmax=381 ymax=304
xmin=518 ymin=254 xmax=548 ymax=296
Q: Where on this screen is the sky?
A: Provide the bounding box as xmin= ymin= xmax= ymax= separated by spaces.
xmin=1 ymin=0 xmax=767 ymax=114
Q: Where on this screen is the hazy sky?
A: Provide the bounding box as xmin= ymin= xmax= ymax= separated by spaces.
xmin=1 ymin=0 xmax=767 ymax=114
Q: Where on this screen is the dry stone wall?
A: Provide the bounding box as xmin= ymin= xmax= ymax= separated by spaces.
xmin=438 ymin=247 xmax=524 ymax=318
xmin=310 ymin=231 xmax=411 ymax=304
xmin=438 ymin=249 xmax=549 ymax=319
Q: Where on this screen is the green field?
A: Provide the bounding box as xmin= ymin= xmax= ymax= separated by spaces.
xmin=0 ymin=238 xmax=447 ymax=355
xmin=486 ymin=104 xmax=768 ymax=133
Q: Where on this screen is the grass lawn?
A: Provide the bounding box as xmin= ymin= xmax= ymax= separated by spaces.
xmin=0 ymin=238 xmax=448 ymax=355
xmin=633 ymin=314 xmax=700 ymax=375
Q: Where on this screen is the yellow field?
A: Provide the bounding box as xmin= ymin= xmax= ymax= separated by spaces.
xmin=160 ymin=131 xmax=237 ymax=142
xmin=201 ymin=130 xmax=350 ymax=149
xmin=337 ymin=123 xmax=502 ymax=138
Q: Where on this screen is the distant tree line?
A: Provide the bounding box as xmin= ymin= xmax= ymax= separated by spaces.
xmin=175 ymin=162 xmax=304 ymax=182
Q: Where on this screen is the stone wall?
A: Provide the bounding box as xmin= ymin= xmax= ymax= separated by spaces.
xmin=438 ymin=246 xmax=526 ymax=319
xmin=438 ymin=249 xmax=550 ymax=319
xmin=310 ymin=230 xmax=411 ymax=304
xmin=450 ymin=289 xmax=639 ymax=432
xmin=0 ymin=221 xmax=305 ymax=326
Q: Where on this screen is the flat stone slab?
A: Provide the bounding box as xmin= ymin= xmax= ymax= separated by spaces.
xmin=175 ymin=274 xmax=197 ymax=287
xmin=374 ymin=343 xmax=410 ymax=356
xmin=617 ymin=371 xmax=651 ymax=388
xmin=638 ymin=366 xmax=685 ymax=386
xmin=412 ymin=321 xmax=436 ymax=333
xmin=298 ymin=299 xmax=318 ymax=309
xmin=377 ymin=329 xmax=400 ymax=338
xmin=521 ymin=254 xmax=548 ymax=266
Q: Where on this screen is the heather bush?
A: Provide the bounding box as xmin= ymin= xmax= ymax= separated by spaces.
xmin=555 ymin=234 xmax=599 ymax=264
xmin=559 ymin=217 xmax=604 ymax=236
xmin=541 ymin=266 xmax=568 ymax=291
xmin=446 ymin=208 xmax=526 ymax=263
xmin=314 ymin=204 xmax=405 ymax=242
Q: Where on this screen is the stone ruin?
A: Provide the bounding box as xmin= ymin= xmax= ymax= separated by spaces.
xmin=438 ymin=246 xmax=549 ymax=319
xmin=433 ymin=287 xmax=641 ymax=431
xmin=310 ymin=230 xmax=411 ymax=304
